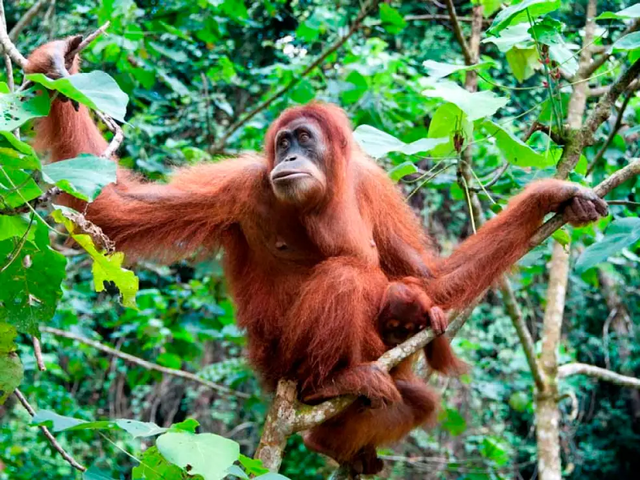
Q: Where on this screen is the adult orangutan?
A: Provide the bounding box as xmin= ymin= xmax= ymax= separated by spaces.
xmin=26 ymin=38 xmax=607 ymax=475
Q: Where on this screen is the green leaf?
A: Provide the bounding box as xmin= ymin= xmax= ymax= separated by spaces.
xmin=42 ymin=155 xmax=116 ymax=201
xmin=478 ymin=0 xmax=503 ymax=17
xmin=115 ymin=419 xmax=168 ymax=437
xmin=0 ymin=323 xmax=22 ymax=404
xmin=0 ymin=89 xmax=50 ymax=131
xmin=0 ymin=215 xmax=35 ymax=242
xmin=480 ymin=437 xmax=510 ymax=466
xmin=83 ymin=466 xmax=116 ymax=480
xmin=482 ymin=119 xmax=557 ymax=167
xmin=422 ymin=80 xmax=509 ymax=121
xmin=26 ymin=72 xmax=129 ymax=122
xmin=613 ymin=32 xmax=640 ymax=52
xmin=506 ymin=47 xmax=538 ymax=82
xmin=552 ymin=228 xmax=571 ymax=247
xmin=379 ymin=4 xmax=407 ymax=34
xmin=482 ymin=23 xmax=533 ymax=52
xmin=0 ymin=168 xmax=43 ymax=208
xmin=576 ymin=218 xmax=640 ymax=273
xmin=133 ymin=447 xmax=186 ymax=480
xmin=290 ymin=79 xmax=315 ymax=104
xmin=238 ymin=455 xmax=269 ymax=476
xmin=52 ymin=209 xmax=138 ymax=308
xmin=226 ymin=465 xmax=249 ymax=479
xmin=388 ymin=162 xmax=419 ymax=182
xmin=439 ymin=408 xmax=467 ymax=436
xmin=487 ymin=0 xmax=561 ymax=36
xmin=353 ymin=125 xmax=448 ymax=159
xmin=427 ymin=103 xmax=473 ymax=157
xmin=596 ymin=5 xmax=640 ymax=21
xmin=170 ymin=418 xmax=200 ymax=433
xmin=0 ymin=224 xmax=66 ymax=335
xmin=0 ymin=131 xmax=42 ymax=170
xmin=509 ymin=391 xmax=530 ymax=412
xmin=156 ymin=431 xmax=240 ymax=480
xmin=423 ymin=60 xmax=491 ymax=79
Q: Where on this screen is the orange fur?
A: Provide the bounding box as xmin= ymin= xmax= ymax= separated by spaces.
xmin=28 ymin=40 xmax=599 ymax=473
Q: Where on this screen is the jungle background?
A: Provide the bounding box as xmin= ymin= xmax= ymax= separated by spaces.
xmin=1 ymin=0 xmax=639 ymax=479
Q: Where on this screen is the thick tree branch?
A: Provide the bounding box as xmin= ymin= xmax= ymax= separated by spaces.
xmin=0 ymin=0 xmax=28 ymax=68
xmin=532 ymin=158 xmax=640 ymax=247
xmin=14 ymin=388 xmax=86 ymax=472
xmin=555 ymin=58 xmax=640 ymax=179
xmin=558 ymin=363 xmax=640 ymax=389
xmin=41 ymin=326 xmax=250 ymax=399
xmin=212 ymin=0 xmax=380 ymax=152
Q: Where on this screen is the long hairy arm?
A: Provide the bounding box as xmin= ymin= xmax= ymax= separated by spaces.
xmin=27 ymin=41 xmax=266 ymax=262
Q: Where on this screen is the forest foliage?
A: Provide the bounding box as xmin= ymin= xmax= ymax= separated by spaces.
xmin=1 ymin=0 xmax=639 ymax=479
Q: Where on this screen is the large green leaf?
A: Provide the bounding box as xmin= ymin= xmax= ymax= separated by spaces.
xmin=479 ymin=0 xmax=503 ymax=17
xmin=156 ymin=431 xmax=240 ymax=480
xmin=388 ymin=162 xmax=419 ymax=182
xmin=32 ymin=410 xmax=166 ymax=437
xmin=482 ymin=120 xmax=558 ymax=167
xmin=487 ymin=0 xmax=561 ymax=36
xmin=439 ymin=408 xmax=467 ymax=436
xmin=423 ymin=60 xmax=491 ymax=79
xmin=0 ymin=89 xmax=50 ymax=131
xmin=596 ymin=4 xmax=640 ymax=20
xmin=576 ymin=218 xmax=640 ymax=273
xmin=26 ymin=72 xmax=128 ymax=122
xmin=0 ymin=168 xmax=43 ymax=208
xmin=0 ymin=215 xmax=35 ymax=242
xmin=427 ymin=103 xmax=473 ymax=157
xmin=423 ymin=80 xmax=509 ymax=121
xmin=353 ymin=125 xmax=448 ymax=159
xmin=0 ymin=131 xmax=42 ymax=170
xmin=42 ymin=155 xmax=117 ymax=201
xmin=379 ymin=4 xmax=406 ymax=34
xmin=0 ymin=323 xmax=22 ymax=404
xmin=132 ymin=447 xmax=186 ymax=480
xmin=0 ymin=224 xmax=66 ymax=335
xmin=506 ymin=47 xmax=539 ymax=82
xmin=613 ymin=32 xmax=640 ymax=52
xmin=482 ymin=23 xmax=533 ymax=52
xmin=52 ymin=209 xmax=138 ymax=308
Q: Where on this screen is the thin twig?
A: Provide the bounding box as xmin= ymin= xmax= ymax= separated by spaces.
xmin=8 ymin=0 xmax=47 ymax=40
xmin=41 ymin=326 xmax=250 ymax=398
xmin=212 ymin=0 xmax=380 ymax=151
xmin=558 ymin=363 xmax=640 ymax=389
xmin=580 ymin=18 xmax=640 ymax=80
xmin=66 ymin=21 xmax=110 ymax=60
xmin=587 ymin=93 xmax=633 ymax=175
xmin=524 ymin=121 xmax=564 ymax=144
xmin=0 ymin=0 xmax=29 ymax=68
xmin=469 ymin=163 xmax=509 ymax=192
xmin=95 ymin=111 xmax=124 ymax=158
xmin=444 ymin=0 xmax=472 ymax=65
xmin=32 ymin=336 xmax=46 ymax=371
xmin=14 ymin=389 xmax=87 ymax=472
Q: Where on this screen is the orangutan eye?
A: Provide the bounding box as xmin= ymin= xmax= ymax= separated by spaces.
xmin=298 ymin=131 xmax=310 ymax=143
xmin=279 ymin=138 xmax=289 ymax=149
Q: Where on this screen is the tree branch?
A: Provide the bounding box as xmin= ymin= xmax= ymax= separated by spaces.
xmin=212 ymin=0 xmax=380 ymax=152
xmin=580 ymin=18 xmax=640 ymax=80
xmin=0 ymin=0 xmax=28 ymax=68
xmin=40 ymin=326 xmax=250 ymax=399
xmin=532 ymin=158 xmax=640 ymax=247
xmin=558 ymin=363 xmax=640 ymax=389
xmin=8 ymin=0 xmax=47 ymax=41
xmin=444 ymin=0 xmax=472 ymax=65
xmin=587 ymin=92 xmax=633 ymax=174
xmin=555 ymin=58 xmax=640 ymax=179
xmin=14 ymin=388 xmax=86 ymax=472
